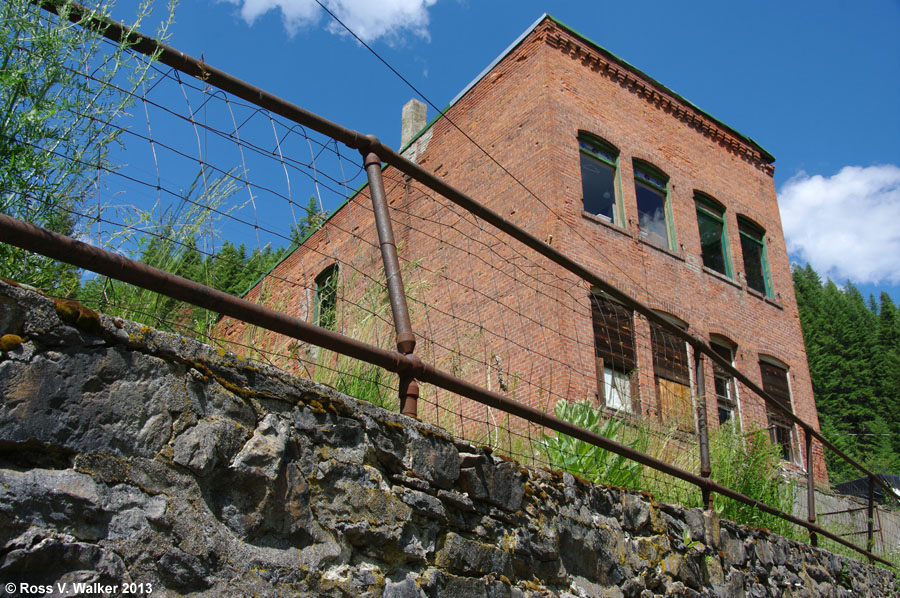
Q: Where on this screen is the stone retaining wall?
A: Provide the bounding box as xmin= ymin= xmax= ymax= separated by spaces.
xmin=0 ymin=280 xmax=896 ymax=597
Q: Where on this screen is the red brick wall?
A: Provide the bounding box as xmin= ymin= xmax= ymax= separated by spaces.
xmin=218 ymin=18 xmax=826 ymax=483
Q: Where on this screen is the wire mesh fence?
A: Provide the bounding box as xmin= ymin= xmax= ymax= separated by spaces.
xmin=2 ymin=0 xmax=897 ymax=568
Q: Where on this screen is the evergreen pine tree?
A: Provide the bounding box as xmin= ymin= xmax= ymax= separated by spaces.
xmin=792 ymin=263 xmax=900 ymax=480
xmin=290 ymin=196 xmax=328 ymax=245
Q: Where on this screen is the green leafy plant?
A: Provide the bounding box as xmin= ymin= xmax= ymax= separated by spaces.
xmin=540 ymin=399 xmax=648 ymax=489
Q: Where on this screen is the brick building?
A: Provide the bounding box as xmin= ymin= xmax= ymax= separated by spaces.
xmin=220 ymin=15 xmax=825 ymax=481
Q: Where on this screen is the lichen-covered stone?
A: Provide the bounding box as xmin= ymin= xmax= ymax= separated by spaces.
xmin=459 ymin=457 xmax=525 ymax=512
xmin=230 ymin=413 xmax=289 ymax=480
xmin=435 ymin=532 xmax=513 ymax=579
xmin=405 ymin=428 xmax=460 ymax=489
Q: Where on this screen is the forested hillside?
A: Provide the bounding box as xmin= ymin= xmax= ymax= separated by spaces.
xmin=793 ymin=264 xmax=900 ymax=482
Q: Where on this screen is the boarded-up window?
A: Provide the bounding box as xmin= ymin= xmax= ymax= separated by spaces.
xmin=651 ymin=321 xmax=694 ymax=432
xmin=760 ymin=360 xmax=794 ymax=461
xmin=591 ymin=294 xmax=636 ymax=411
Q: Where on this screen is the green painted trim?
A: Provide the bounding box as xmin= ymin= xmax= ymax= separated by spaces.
xmin=313 ymin=263 xmax=339 ymax=329
xmin=578 ymin=131 xmax=619 ymax=164
xmin=632 ymin=160 xmax=673 ymax=250
xmin=578 ymin=132 xmax=623 ymax=227
xmin=760 ymin=234 xmax=773 ymax=297
xmin=737 ymin=216 xmax=773 ymax=297
xmin=664 ymin=184 xmax=677 ymax=252
xmin=695 ymin=195 xmax=733 ymax=278
xmin=633 ymin=159 xmax=668 ymax=193
xmin=578 ymin=146 xmax=617 ymax=169
xmin=736 ymin=215 xmax=765 ymax=239
xmin=614 ymin=156 xmax=625 ymax=228
xmin=578 ymin=147 xmax=616 ymax=168
xmin=721 ymin=218 xmax=734 ymax=279
xmin=694 ymin=193 xmax=725 ymax=214
xmin=545 ymin=15 xmax=775 ymax=165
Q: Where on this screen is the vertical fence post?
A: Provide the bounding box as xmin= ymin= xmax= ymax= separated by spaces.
xmin=805 ymin=428 xmax=817 ymax=547
xmin=362 ymin=148 xmax=419 ymax=417
xmin=867 ymin=475 xmax=876 ymax=560
xmin=693 ymin=347 xmax=713 ymax=510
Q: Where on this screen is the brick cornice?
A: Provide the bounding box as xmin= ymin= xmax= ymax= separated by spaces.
xmin=542 ymin=25 xmax=775 ymax=177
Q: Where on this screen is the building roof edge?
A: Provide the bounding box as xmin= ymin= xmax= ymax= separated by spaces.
xmin=400 ymin=13 xmax=775 ymax=167
xmin=545 ymin=15 xmax=775 ymax=165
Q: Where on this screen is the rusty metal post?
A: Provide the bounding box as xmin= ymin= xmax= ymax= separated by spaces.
xmin=693 ymin=348 xmax=713 ymax=511
xmin=362 ymin=146 xmax=418 ymax=417
xmin=805 ymin=428 xmax=817 ymax=546
xmin=867 ymin=475 xmax=876 ymax=560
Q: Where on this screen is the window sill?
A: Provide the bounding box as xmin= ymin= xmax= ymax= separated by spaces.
xmin=638 ymin=237 xmax=684 ymax=262
xmin=582 ymin=211 xmax=630 ymax=238
xmin=702 ymin=266 xmax=742 ymax=289
xmin=595 ymin=400 xmax=643 ymax=424
xmin=746 ymin=286 xmax=783 ymax=310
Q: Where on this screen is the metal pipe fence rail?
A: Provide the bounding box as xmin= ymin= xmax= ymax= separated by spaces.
xmin=5 ymin=0 xmax=896 ymax=568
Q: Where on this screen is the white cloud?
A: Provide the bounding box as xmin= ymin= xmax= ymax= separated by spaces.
xmin=221 ymin=0 xmax=438 ymax=42
xmin=778 ymin=164 xmax=900 ymax=284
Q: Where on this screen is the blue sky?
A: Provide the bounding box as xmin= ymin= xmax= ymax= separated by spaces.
xmin=112 ymin=0 xmax=900 ymax=304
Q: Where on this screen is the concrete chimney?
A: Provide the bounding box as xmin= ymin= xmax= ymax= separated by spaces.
xmin=401 ymin=99 xmax=427 ymax=148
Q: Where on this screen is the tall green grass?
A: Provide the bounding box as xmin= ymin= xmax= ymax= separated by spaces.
xmin=308 ymin=258 xmax=429 ymax=412
xmin=78 ymin=170 xmax=245 ymax=341
xmin=707 ymin=422 xmax=800 ymax=540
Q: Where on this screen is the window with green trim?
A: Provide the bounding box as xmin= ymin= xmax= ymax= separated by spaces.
xmin=710 ymin=340 xmax=738 ymax=426
xmin=695 ymin=194 xmax=732 ymax=277
xmin=314 ymin=264 xmax=339 ymax=330
xmin=633 ymin=160 xmax=672 ymax=250
xmin=578 ymin=133 xmax=621 ymax=224
xmin=738 ymin=217 xmax=772 ymax=296
xmin=760 ymin=359 xmax=795 ymax=462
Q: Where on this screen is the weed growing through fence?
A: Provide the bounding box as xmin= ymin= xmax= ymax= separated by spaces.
xmin=306 ymin=257 xmax=431 ymax=411
xmin=79 ymin=170 xmax=262 ymax=341
xmin=707 ymin=421 xmax=800 ymax=541
xmin=0 ymin=0 xmax=174 ymax=293
xmin=538 ymin=401 xmax=807 ymax=543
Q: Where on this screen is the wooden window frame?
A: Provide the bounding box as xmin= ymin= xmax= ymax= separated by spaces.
xmin=759 ymin=359 xmax=796 ymax=462
xmin=650 ymin=319 xmax=694 ymax=433
xmin=710 ymin=340 xmax=738 ymax=426
xmin=695 ymin=193 xmax=733 ymax=278
xmin=738 ymin=216 xmax=773 ymax=297
xmin=634 ymin=160 xmax=675 ymax=251
xmin=314 ymin=264 xmax=339 ymax=330
xmin=578 ymin=132 xmax=623 ymax=226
